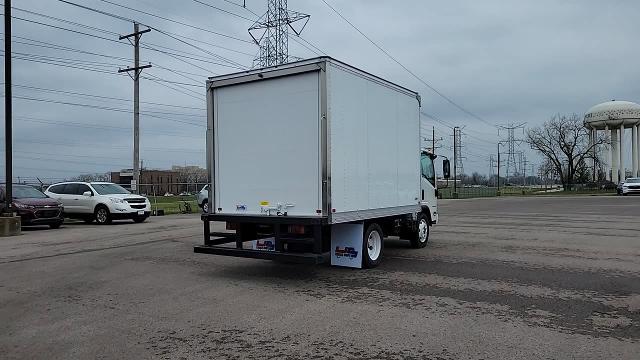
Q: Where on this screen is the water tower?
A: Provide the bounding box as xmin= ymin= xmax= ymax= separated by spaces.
xmin=584 ymin=100 xmax=640 ymax=183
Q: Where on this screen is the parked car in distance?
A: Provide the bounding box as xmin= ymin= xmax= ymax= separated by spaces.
xmin=620 ymin=177 xmax=640 ymax=196
xmin=197 ymin=185 xmax=209 ymax=212
xmin=45 ymin=182 xmax=151 ymax=224
xmin=0 ymin=184 xmax=64 ymax=229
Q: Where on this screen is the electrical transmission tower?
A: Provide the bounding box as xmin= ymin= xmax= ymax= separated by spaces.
xmin=453 ymin=127 xmax=465 ymax=183
xmin=498 ymin=123 xmax=525 ymax=184
xmin=248 ymin=0 xmax=310 ymax=68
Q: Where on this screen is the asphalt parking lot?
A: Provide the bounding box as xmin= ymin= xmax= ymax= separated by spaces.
xmin=1 ymin=196 xmax=639 ymax=359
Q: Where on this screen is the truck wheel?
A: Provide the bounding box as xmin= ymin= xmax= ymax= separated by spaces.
xmin=94 ymin=205 xmax=112 ymax=225
xmin=362 ymin=223 xmax=383 ymax=268
xmin=409 ymin=213 xmax=430 ymax=248
xmin=201 ymin=200 xmax=209 ymax=213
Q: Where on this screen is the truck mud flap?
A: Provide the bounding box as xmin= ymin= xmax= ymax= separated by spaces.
xmin=193 ymin=245 xmax=326 ymax=264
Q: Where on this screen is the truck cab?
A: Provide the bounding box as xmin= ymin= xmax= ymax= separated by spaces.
xmin=420 ymin=151 xmax=438 ymax=225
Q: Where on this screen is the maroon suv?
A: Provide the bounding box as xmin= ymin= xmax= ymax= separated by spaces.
xmin=0 ymin=184 xmax=64 ymax=229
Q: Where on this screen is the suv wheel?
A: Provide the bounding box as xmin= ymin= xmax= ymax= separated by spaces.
xmin=95 ymin=205 xmax=112 ymax=225
xmin=201 ymin=200 xmax=209 ymax=213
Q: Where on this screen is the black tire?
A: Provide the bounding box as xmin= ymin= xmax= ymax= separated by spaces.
xmin=201 ymin=200 xmax=209 ymax=213
xmin=94 ymin=205 xmax=112 ymax=225
xmin=49 ymin=222 xmax=62 ymax=229
xmin=133 ymin=216 xmax=147 ymax=223
xmin=406 ymin=213 xmax=430 ymax=249
xmin=362 ymin=223 xmax=384 ymax=268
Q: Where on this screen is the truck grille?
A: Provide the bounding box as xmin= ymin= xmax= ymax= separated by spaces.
xmin=36 ymin=209 xmax=60 ymax=218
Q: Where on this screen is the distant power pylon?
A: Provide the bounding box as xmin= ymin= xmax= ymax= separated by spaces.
xmin=248 ymin=0 xmax=310 ymax=68
xmin=498 ymin=123 xmax=526 ymax=184
xmin=453 ymin=127 xmax=465 ymax=182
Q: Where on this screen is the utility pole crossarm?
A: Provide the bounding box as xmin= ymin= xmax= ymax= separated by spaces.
xmin=118 ymin=64 xmax=152 ymax=73
xmin=119 ymin=27 xmax=151 ymax=40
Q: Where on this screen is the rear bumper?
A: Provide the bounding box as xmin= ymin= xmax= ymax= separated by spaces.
xmin=194 ymin=246 xmax=326 ymax=264
xmin=196 ymin=214 xmax=329 ymax=261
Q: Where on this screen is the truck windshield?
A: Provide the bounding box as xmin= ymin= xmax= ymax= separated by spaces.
xmin=421 ymin=154 xmax=436 ymax=187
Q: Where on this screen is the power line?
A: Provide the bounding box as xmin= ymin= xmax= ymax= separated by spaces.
xmin=1 ymin=138 xmax=203 ymax=153
xmin=151 ymin=29 xmax=255 ymax=57
xmin=321 ymin=0 xmax=496 ymax=128
xmin=15 ymin=116 xmax=202 ymax=138
xmin=0 ymin=40 xmax=206 ymax=102
xmin=190 ymin=0 xmax=254 ymax=21
xmin=6 ymin=83 xmax=205 ymax=110
xmin=12 ymin=6 xmax=120 ymax=36
xmin=13 ymin=95 xmax=204 ymax=127
xmin=12 ymin=6 xmax=250 ymax=70
xmin=142 ymin=73 xmax=205 ymax=101
xmin=140 ymin=41 xmax=244 ymax=70
xmin=86 ymin=0 xmax=255 ymax=44
xmin=56 ymin=0 xmax=133 ymax=22
xmin=149 ymin=29 xmax=248 ymax=69
xmin=12 ymin=15 xmax=125 ymax=44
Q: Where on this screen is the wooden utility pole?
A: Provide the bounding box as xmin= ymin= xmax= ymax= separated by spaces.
xmin=119 ymin=23 xmax=151 ymax=194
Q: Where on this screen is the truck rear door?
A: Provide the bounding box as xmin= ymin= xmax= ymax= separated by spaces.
xmin=212 ymin=71 xmax=321 ymax=217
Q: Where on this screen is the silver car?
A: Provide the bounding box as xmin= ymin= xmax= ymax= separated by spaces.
xmin=197 ymin=185 xmax=210 ymax=212
xmin=621 ymin=178 xmax=640 ymax=195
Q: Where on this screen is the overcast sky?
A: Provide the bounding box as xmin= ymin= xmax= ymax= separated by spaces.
xmin=2 ymin=0 xmax=640 ymax=182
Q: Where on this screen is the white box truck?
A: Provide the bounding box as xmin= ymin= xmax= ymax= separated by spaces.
xmin=195 ymin=57 xmax=449 ymax=268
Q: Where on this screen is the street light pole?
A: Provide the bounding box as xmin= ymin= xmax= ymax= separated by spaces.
xmin=4 ymin=0 xmax=13 ymax=213
xmin=497 ymin=143 xmax=501 ymax=192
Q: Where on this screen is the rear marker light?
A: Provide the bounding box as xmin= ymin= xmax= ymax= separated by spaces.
xmin=288 ymin=225 xmax=306 ymax=235
xmin=332 ymin=208 xmax=336 ymax=213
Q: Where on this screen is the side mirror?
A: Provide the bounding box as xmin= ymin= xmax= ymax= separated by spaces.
xmin=443 ymin=159 xmax=451 ymax=179
xmin=83 ymin=191 xmax=92 ymax=197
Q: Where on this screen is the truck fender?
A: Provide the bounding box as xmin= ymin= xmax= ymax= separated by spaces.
xmin=420 ymin=205 xmax=433 ymax=225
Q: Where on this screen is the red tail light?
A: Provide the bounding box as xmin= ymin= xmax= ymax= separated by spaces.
xmin=288 ymin=225 xmax=306 ymax=235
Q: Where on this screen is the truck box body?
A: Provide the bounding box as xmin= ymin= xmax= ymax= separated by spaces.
xmin=207 ymin=57 xmax=421 ymax=224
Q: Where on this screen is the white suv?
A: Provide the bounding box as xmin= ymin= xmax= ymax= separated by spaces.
xmin=45 ymin=182 xmax=151 ymax=224
xmin=197 ymin=185 xmax=209 ymax=212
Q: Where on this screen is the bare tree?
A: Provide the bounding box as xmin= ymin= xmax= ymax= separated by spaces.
xmin=73 ymin=172 xmax=110 ymax=182
xmin=526 ymin=114 xmax=606 ymax=190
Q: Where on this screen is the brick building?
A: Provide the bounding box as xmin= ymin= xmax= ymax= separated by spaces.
xmin=111 ymin=169 xmax=179 ymax=195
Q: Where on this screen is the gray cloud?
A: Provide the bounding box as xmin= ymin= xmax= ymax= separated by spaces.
xmin=2 ymin=0 xmax=639 ymax=181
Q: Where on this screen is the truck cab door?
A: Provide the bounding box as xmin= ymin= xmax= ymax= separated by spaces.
xmin=420 ymin=153 xmax=438 ymax=223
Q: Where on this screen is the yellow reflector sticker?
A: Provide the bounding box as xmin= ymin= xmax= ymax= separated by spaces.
xmin=260 ymin=201 xmax=269 ymax=206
